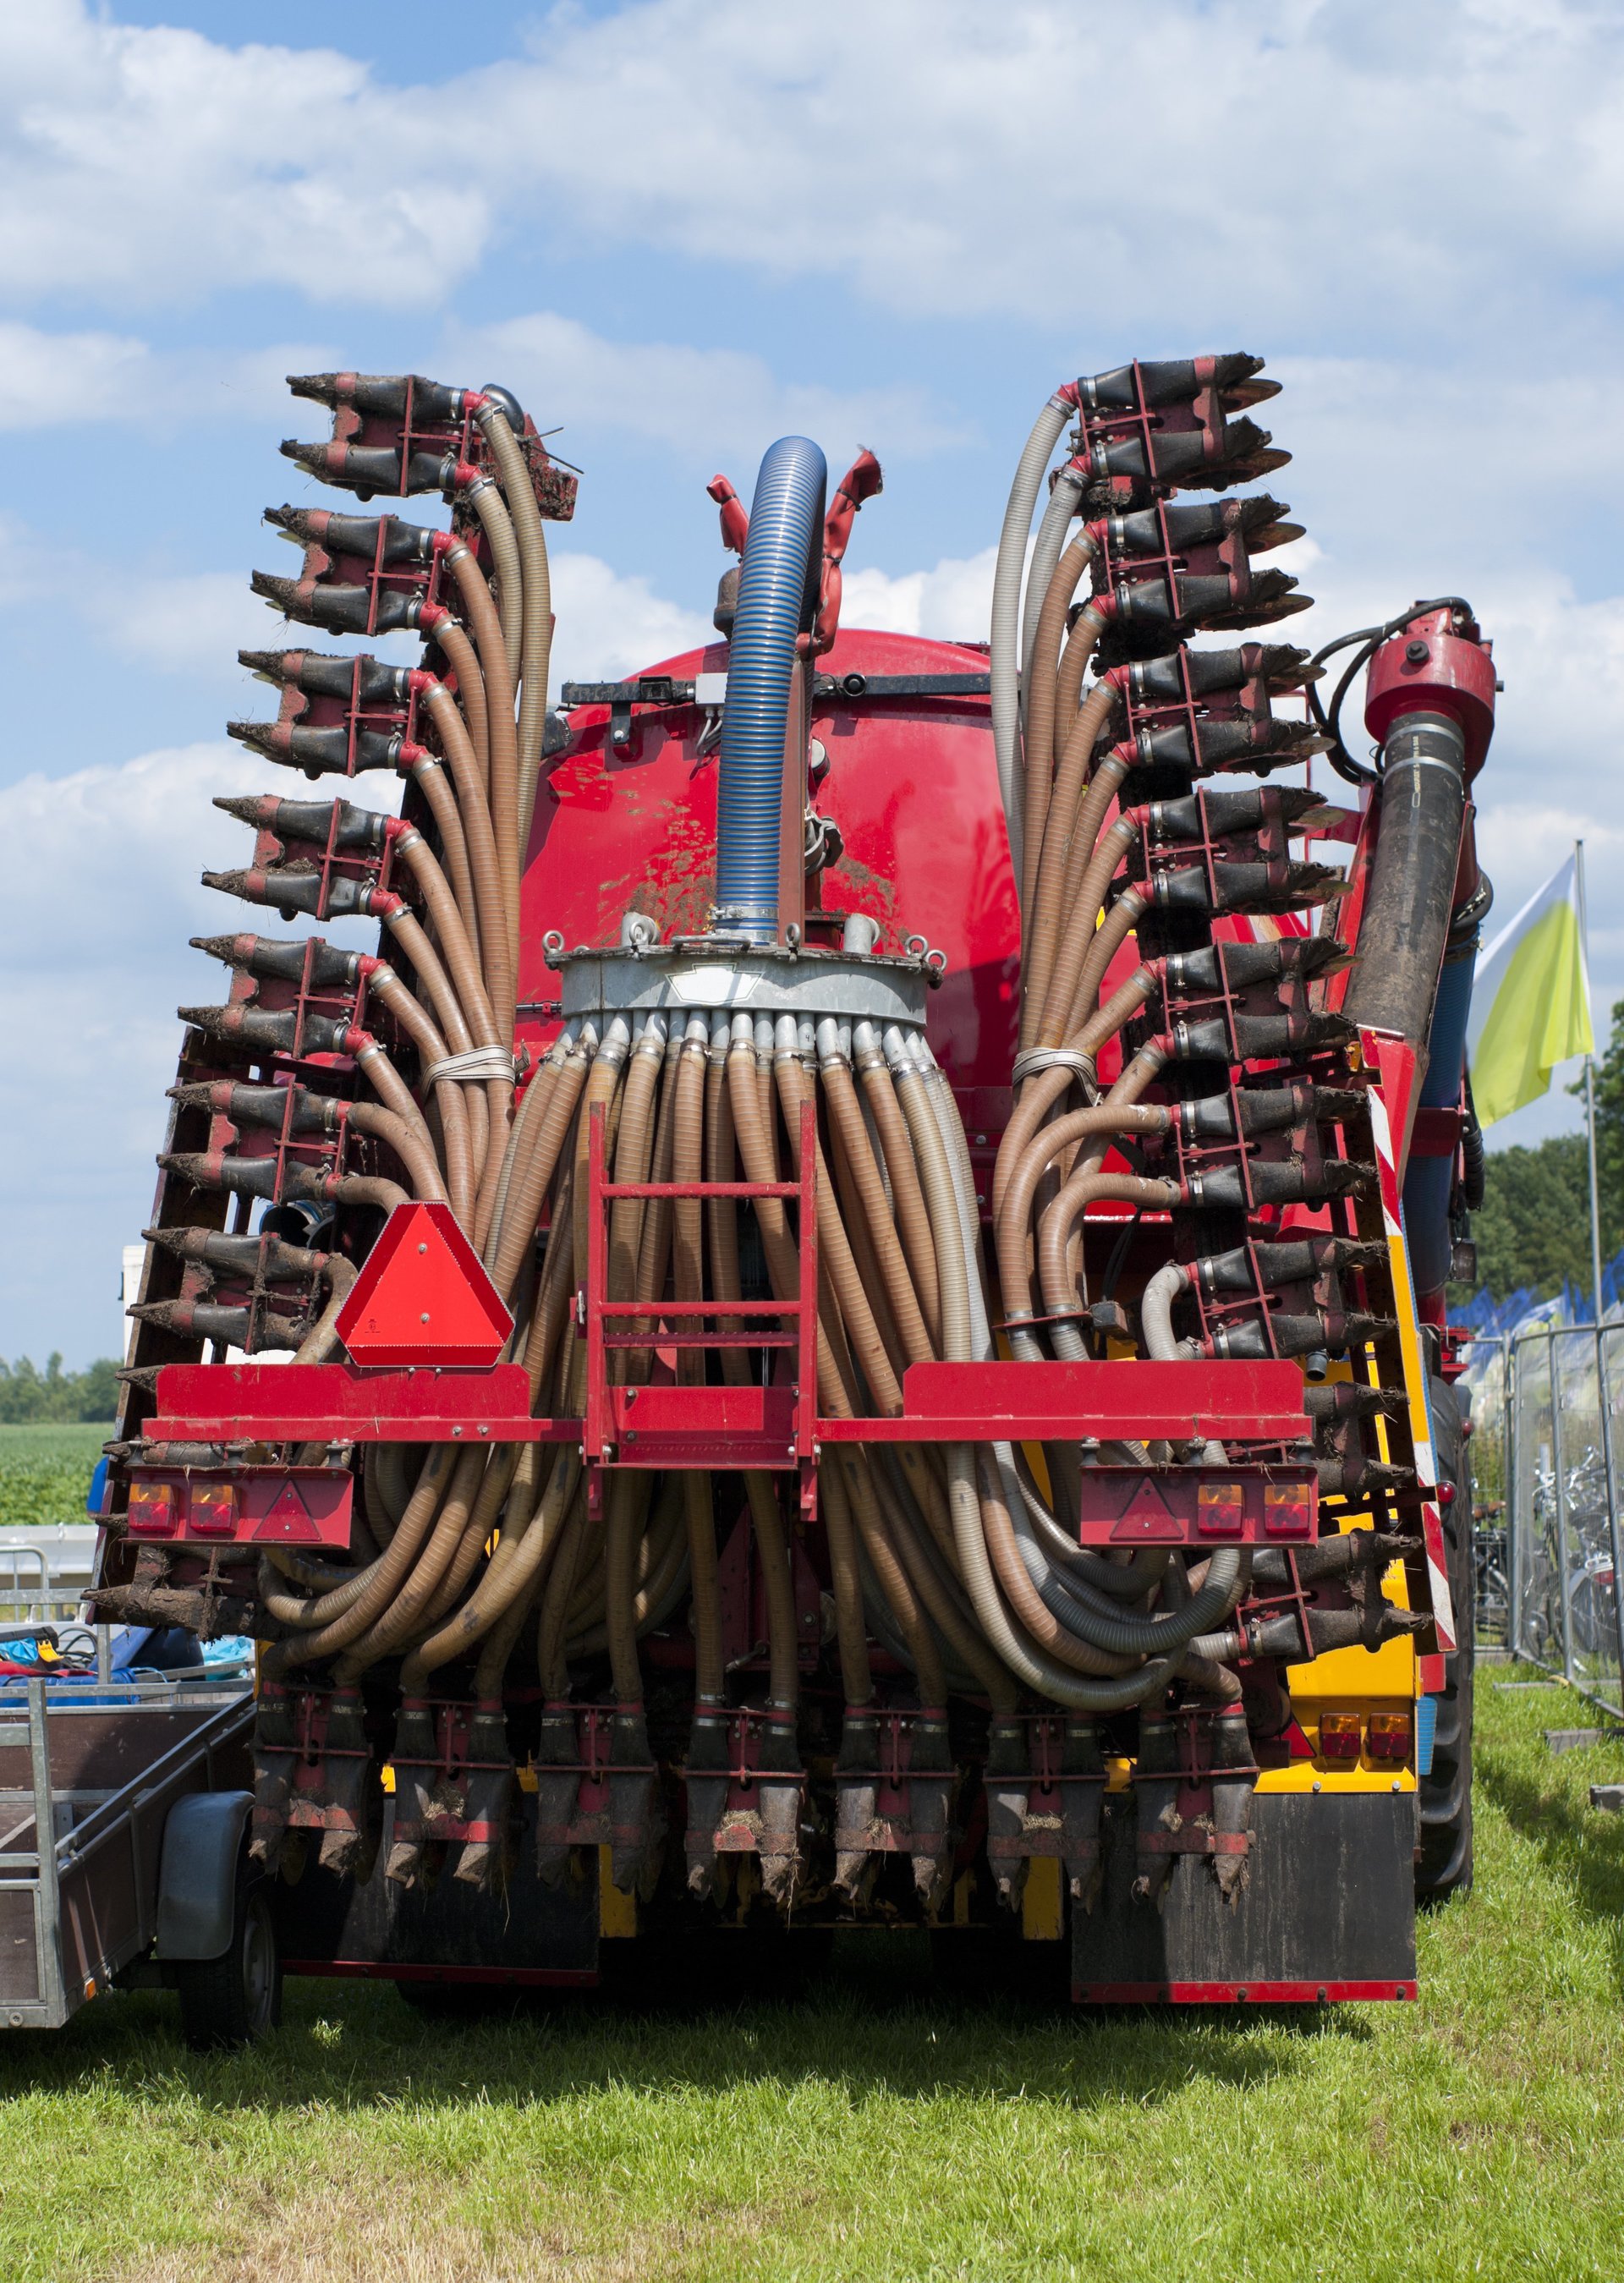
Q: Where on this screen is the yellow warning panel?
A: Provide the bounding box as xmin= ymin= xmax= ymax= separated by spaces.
xmin=598 ymin=1845 xmax=638 ymax=1938
xmin=1021 ymin=1856 xmax=1065 ymax=1940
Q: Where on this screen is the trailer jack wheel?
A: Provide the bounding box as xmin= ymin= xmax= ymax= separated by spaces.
xmin=174 ymin=1878 xmax=283 ymax=2052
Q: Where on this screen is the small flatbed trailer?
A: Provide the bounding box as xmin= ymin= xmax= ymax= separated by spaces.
xmin=0 ymin=1669 xmax=271 ymax=2046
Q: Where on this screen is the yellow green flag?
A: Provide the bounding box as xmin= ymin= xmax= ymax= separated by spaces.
xmin=1468 ymin=854 xmax=1594 ymax=1124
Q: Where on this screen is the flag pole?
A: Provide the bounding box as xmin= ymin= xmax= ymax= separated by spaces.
xmin=1577 ymin=837 xmax=1605 ymax=1323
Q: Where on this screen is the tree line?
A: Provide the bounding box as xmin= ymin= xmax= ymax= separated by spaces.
xmin=0 ymin=1354 xmax=122 ymax=1425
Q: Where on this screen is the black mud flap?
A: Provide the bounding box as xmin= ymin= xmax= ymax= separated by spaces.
xmin=272 ymin=1792 xmax=600 ymax=1988
xmin=1073 ymin=1790 xmax=1418 ymax=2003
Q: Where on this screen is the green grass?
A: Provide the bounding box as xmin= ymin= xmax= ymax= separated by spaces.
xmin=0 ymin=1675 xmax=1620 ymax=2281
xmin=0 ymin=1423 xmax=110 ymax=1534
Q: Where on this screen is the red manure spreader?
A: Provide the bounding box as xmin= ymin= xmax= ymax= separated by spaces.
xmin=101 ymin=355 xmax=1491 ymax=2031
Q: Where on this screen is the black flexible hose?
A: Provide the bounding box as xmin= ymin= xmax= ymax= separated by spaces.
xmin=1309 ymin=597 xmax=1476 ymax=787
xmin=1462 ymin=1073 xmax=1487 ymax=1214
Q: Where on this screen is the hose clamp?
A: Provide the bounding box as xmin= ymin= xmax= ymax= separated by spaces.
xmin=1011 ymin=1045 xmax=1098 ymax=1090
xmin=420 ymin=1045 xmax=518 ymax=1086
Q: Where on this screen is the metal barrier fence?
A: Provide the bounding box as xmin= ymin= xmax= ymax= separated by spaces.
xmin=0 ymin=1547 xmax=87 ymax=1624
xmin=1467 ymin=1324 xmax=1624 ymax=1718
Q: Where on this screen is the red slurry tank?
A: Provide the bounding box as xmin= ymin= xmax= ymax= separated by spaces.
xmin=518 ymin=628 xmax=1018 ymax=1174
xmin=95 ymin=359 xmax=1492 ymax=2042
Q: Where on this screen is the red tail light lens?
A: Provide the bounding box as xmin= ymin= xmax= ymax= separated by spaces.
xmin=1367 ymin=1712 xmax=1412 ymax=1763
xmin=188 ymin=1484 xmax=240 ymax=1538
xmin=126 ymin=1480 xmax=178 ymax=1538
xmin=1318 ymin=1712 xmax=1362 ymax=1763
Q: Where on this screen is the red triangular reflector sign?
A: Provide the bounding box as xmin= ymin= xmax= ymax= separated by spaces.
xmin=335 ymin=1201 xmax=513 ymax=1369
xmin=253 ymin=1479 xmax=322 ymax=1543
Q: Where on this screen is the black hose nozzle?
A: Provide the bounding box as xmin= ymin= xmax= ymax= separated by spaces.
xmin=237 ymin=649 xmax=413 ymax=706
xmin=286 ymin=371 xmax=468 ymax=424
xmin=1103 ymin=495 xmax=1301 ymax=561
xmin=168 ymin=1078 xmax=344 ymax=1137
xmin=1090 ymin=414 xmax=1290 ymax=495
xmin=1163 ymin=935 xmax=1348 ymax=998
xmin=1317 ymin=1456 xmax=1418 ymax=1499
xmin=1181 ymin=1084 xmax=1367 ymax=1143
xmin=264 ymin=502 xmax=438 ymax=567
xmin=1207 ymin=1306 xmax=1391 ymax=1359
xmin=1250 ymin=1530 xmax=1418 ymax=1592
xmin=200 ymin=864 xmax=375 ymax=920
xmin=1149 ymin=857 xmax=1348 ymax=916
xmin=278 ymin=437 xmax=453 ymax=501
xmin=1244 ymin=1602 xmax=1429 ymax=1660
xmin=212 ymin=792 xmax=391 ymax=852
xmin=189 ymin=933 xmax=365 ymax=991
xmin=177 ymin=1002 xmax=354 ymax=1056
xmin=129 ymin=1298 xmax=304 ymax=1349
xmin=1170 ymin=1007 xmax=1357 ymax=1062
xmin=227 ymin=717 xmax=403 ymax=774
xmin=143 ymin=1225 xmax=328 ymax=1281
xmin=1187 ymin=1155 xmax=1374 ymax=1212
xmin=1137 ymin=784 xmax=1336 ymax=846
xmin=1080 ymin=353 xmax=1273 ymax=412
xmin=1302 ymin=1381 xmax=1408 ymax=1422
xmin=1193 ymin=1232 xmax=1387 ymax=1293
xmin=158 ymin=1149 xmax=331 ymax=1205
xmin=1125 ymin=641 xmax=1314 ymax=705
xmin=250 ymin=565 xmax=424 ymax=639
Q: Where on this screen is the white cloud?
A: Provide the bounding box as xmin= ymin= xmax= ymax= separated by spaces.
xmin=0 ymin=323 xmax=332 ymax=431
xmin=0 ymin=8 xmax=482 ymax=307
xmin=548 ymin=553 xmax=715 ymax=686
xmin=80 ymin=569 xmax=279 ymax=675
xmin=447 ymin=312 xmax=965 ymax=466
xmin=840 ymin=546 xmax=996 ymax=645
xmin=5 ymin=3 xmax=1624 ymax=339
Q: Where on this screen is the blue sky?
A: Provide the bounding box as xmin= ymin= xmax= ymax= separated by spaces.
xmin=4 ymin=0 xmax=1624 ymax=1363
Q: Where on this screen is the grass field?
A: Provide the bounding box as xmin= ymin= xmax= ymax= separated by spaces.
xmin=0 ymin=1423 xmax=111 ymax=1534
xmin=0 ymin=1673 xmax=1617 ymax=2280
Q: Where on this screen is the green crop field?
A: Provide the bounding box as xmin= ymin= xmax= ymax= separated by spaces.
xmin=0 ymin=1673 xmax=1618 ymax=2280
xmin=0 ymin=1424 xmax=110 ymax=1535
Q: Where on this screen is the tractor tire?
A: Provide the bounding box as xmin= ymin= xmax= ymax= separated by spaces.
xmin=1415 ymin=1373 xmax=1474 ymax=1902
xmin=174 ymin=1874 xmax=282 ymax=2051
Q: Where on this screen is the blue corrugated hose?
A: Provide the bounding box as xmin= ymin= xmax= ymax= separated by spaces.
xmin=713 ymin=435 xmax=826 ymax=940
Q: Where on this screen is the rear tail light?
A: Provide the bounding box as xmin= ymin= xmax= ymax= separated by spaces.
xmin=189 ymin=1484 xmax=240 ymax=1538
xmin=1367 ymin=1713 xmax=1413 ymax=1763
xmin=1318 ymin=1713 xmax=1363 ymax=1764
xmin=127 ymin=1481 xmax=178 ymax=1538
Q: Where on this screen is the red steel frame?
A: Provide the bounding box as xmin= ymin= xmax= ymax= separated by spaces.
xmin=145 ymin=1073 xmax=1312 ymax=1534
xmin=582 ymin=1097 xmax=820 ymax=1472
xmin=146 ymin=1357 xmax=1312 ymax=1451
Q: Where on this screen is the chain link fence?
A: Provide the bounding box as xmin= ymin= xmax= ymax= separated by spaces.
xmin=1464 ymin=1323 xmax=1624 ymax=1717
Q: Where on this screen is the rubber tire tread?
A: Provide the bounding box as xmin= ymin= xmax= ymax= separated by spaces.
xmin=174 ymin=1875 xmax=283 ymax=2051
xmin=1416 ymin=1373 xmax=1474 ymax=1902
